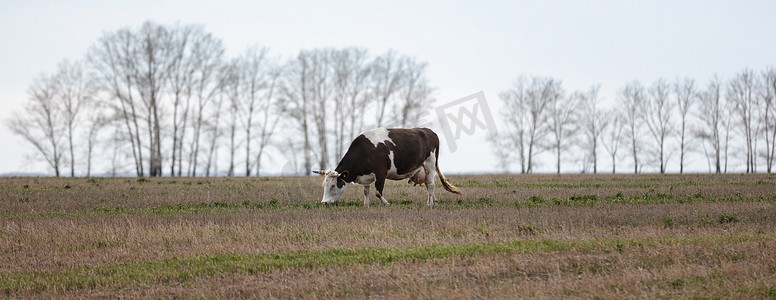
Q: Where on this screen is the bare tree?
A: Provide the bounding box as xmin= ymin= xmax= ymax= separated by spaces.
xmin=528 ymin=77 xmax=562 ymax=173
xmin=187 ymin=32 xmax=224 ymax=176
xmin=107 ymin=125 xmax=130 ymax=177
xmin=346 ymin=51 xmax=372 ymax=145
xmin=135 ymin=21 xmax=174 ymax=177
xmin=334 ymin=49 xmax=373 ymax=160
xmin=728 ymin=69 xmax=759 ymax=173
xmin=578 ymin=85 xmax=608 ymax=173
xmin=372 ymin=50 xmax=404 ymax=127
xmin=85 ymin=110 xmax=109 ymax=177
xmin=305 ymin=50 xmax=334 ymax=170
xmin=89 ymin=21 xmax=188 ymax=177
xmin=279 ymin=51 xmax=315 ymax=175
xmin=238 ymin=46 xmax=283 ymax=176
xmin=53 ymin=60 xmax=97 ymax=177
xmin=202 ymin=93 xmax=224 ymax=177
xmin=674 ymin=77 xmax=696 ymax=173
xmin=393 ymin=57 xmax=434 ymax=127
xmin=695 ymin=75 xmax=724 ymax=173
xmin=7 ymin=74 xmax=65 ymax=176
xmin=167 ymin=25 xmax=197 ymax=177
xmin=759 ymin=67 xmax=776 ymax=173
xmin=330 ymin=51 xmax=349 ymax=164
xmin=723 ymin=100 xmax=734 ymax=173
xmin=497 ymin=78 xmax=528 ymax=173
xmin=619 ymin=81 xmax=645 ymax=174
xmin=220 ymin=60 xmax=242 ymax=177
xmin=331 ymin=48 xmax=370 ymax=161
xmin=496 ymin=75 xmax=555 ymax=173
xmin=238 ymin=46 xmax=268 ymax=176
xmin=601 ymin=111 xmax=624 ymax=173
xmin=253 ymin=67 xmax=282 ymax=176
xmin=643 ymin=79 xmax=675 ymax=173
xmin=546 ymin=87 xmax=577 ymax=174
xmin=88 ymin=27 xmax=145 ymax=176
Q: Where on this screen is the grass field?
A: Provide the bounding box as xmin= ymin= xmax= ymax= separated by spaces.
xmin=1 ymin=173 xmax=775 ymax=298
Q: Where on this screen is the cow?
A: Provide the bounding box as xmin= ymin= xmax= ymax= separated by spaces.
xmin=313 ymin=127 xmax=461 ymax=207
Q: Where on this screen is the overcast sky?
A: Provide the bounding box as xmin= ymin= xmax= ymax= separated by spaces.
xmin=1 ymin=0 xmax=775 ymax=175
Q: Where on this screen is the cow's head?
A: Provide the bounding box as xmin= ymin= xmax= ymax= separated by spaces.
xmin=312 ymin=170 xmax=349 ymax=203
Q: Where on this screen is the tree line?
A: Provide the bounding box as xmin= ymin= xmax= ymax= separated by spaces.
xmin=7 ymin=21 xmax=432 ymax=177
xmin=492 ymin=69 xmax=776 ymax=174
xmin=8 ymin=21 xmax=776 ymax=176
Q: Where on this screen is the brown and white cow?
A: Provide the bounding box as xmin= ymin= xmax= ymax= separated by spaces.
xmin=313 ymin=127 xmax=461 ymax=207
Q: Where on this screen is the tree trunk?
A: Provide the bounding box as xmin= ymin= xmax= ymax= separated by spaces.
xmin=49 ymin=128 xmax=60 ymax=177
xmin=659 ymin=143 xmax=665 ymax=174
xmin=228 ymin=122 xmax=236 ymax=177
xmin=177 ymin=96 xmax=190 ymax=177
xmin=518 ymin=131 xmax=526 ymax=174
xmin=131 ymin=101 xmax=144 ymax=177
xmin=303 ymin=119 xmax=311 ymax=175
xmin=154 ymin=104 xmax=162 ymax=176
xmin=768 ymin=123 xmax=776 ymax=173
xmin=255 ymin=148 xmax=264 ymax=177
xmin=66 ymin=120 xmax=74 ymax=177
xmin=632 ymin=136 xmax=638 ymax=174
xmin=192 ymin=112 xmax=204 ymax=176
xmin=146 ymin=105 xmax=154 ymax=176
xmin=527 ymin=141 xmax=534 ymax=174
xmin=118 ymin=99 xmax=140 ymax=176
xmin=612 ymin=154 xmax=616 ymax=174
xmin=592 ymin=140 xmax=597 ymax=174
xmin=680 ymin=122 xmax=685 ymax=174
xmin=377 ymin=95 xmax=389 ymax=127
xmin=556 ymin=143 xmax=561 ymax=174
xmin=317 ymin=121 xmax=328 ymax=171
xmin=246 ymin=126 xmax=252 ymax=176
xmin=87 ymin=146 xmax=93 ymax=177
xmin=171 ymin=93 xmax=180 ymax=177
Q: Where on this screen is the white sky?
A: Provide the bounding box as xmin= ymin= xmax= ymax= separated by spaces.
xmin=1 ymin=0 xmax=775 ymax=175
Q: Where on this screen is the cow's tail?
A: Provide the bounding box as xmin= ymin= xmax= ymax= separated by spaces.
xmin=436 ymin=162 xmax=462 ymax=195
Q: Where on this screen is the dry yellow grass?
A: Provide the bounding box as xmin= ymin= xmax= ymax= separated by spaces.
xmin=1 ymin=174 xmax=775 ymax=298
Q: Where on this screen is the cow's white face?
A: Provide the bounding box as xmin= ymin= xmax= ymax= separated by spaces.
xmin=314 ymin=170 xmax=348 ymax=204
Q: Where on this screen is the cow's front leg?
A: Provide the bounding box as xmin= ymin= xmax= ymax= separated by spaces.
xmin=374 ymin=174 xmax=390 ymax=206
xmin=363 ymin=185 xmax=370 ymax=207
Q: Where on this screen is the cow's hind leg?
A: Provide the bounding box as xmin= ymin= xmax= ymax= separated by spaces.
xmin=424 ymin=155 xmax=437 ymax=206
xmin=363 ymin=185 xmax=370 ymax=207
xmin=425 ymin=169 xmax=436 ymax=206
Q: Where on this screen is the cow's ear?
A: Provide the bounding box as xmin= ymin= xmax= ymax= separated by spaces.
xmin=339 ymin=171 xmax=349 ymax=180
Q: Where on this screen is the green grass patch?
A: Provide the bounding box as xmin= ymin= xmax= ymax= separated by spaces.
xmin=663 ymin=218 xmax=676 ymax=228
xmin=3 ymin=191 xmax=776 ymax=219
xmin=457 ymin=181 xmax=652 ymax=189
xmin=718 ymin=214 xmax=740 ymax=224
